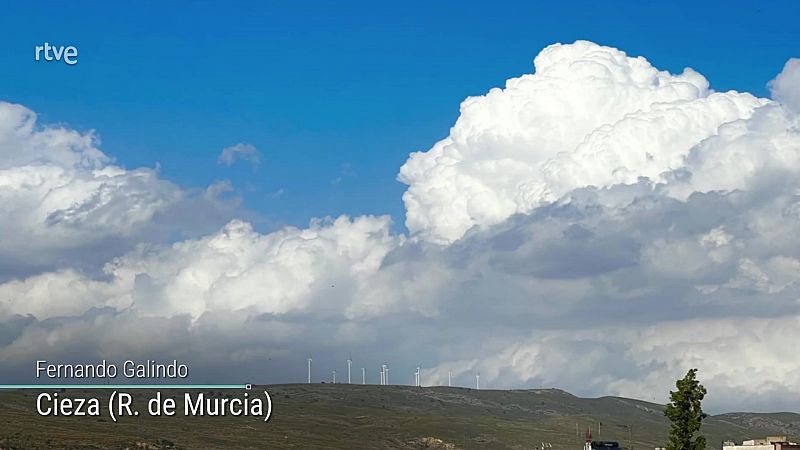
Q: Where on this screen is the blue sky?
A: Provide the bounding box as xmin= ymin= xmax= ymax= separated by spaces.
xmin=1 ymin=0 xmax=798 ymax=232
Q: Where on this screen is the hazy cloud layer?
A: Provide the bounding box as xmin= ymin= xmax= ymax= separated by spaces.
xmin=1 ymin=41 xmax=800 ymax=412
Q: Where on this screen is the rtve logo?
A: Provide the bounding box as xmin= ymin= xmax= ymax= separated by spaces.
xmin=34 ymin=42 xmax=78 ymax=65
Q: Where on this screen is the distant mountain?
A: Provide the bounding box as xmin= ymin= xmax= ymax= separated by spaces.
xmin=1 ymin=384 xmax=797 ymax=449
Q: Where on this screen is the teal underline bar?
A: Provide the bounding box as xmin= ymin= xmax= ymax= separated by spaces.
xmin=0 ymin=384 xmax=247 ymax=389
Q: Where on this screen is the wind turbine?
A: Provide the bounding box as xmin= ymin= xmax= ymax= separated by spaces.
xmin=476 ymin=372 xmax=480 ymax=390
xmin=380 ymin=364 xmax=387 ymax=385
xmin=307 ymin=358 xmax=312 ymax=384
xmin=347 ymin=357 xmax=352 ymax=384
xmin=414 ymin=366 xmax=421 ymax=387
xmin=448 ymin=370 xmax=451 ymax=387
xmin=361 ymin=367 xmax=366 ymax=384
xmin=332 ymin=369 xmax=337 ymax=384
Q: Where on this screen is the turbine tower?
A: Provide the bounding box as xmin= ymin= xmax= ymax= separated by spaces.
xmin=476 ymin=372 xmax=480 ymax=390
xmin=361 ymin=367 xmax=366 ymax=384
xmin=347 ymin=357 xmax=352 ymax=384
xmin=380 ymin=363 xmax=389 ymax=385
xmin=414 ymin=366 xmax=421 ymax=387
xmin=448 ymin=370 xmax=451 ymax=387
xmin=307 ymin=358 xmax=312 ymax=384
xmin=332 ymin=369 xmax=337 ymax=384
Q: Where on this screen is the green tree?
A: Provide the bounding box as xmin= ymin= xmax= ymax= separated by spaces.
xmin=665 ymin=369 xmax=708 ymax=450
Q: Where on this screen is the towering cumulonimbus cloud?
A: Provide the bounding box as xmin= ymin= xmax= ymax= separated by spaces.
xmin=1 ymin=41 xmax=800 ymax=412
xmin=399 ymin=40 xmax=767 ymax=244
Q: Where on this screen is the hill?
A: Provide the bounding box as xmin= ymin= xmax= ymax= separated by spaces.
xmin=1 ymin=384 xmax=798 ymax=449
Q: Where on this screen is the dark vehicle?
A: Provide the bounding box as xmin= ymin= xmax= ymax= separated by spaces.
xmin=592 ymin=441 xmax=622 ymax=450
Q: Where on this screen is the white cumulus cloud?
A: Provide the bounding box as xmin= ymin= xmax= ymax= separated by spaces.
xmin=770 ymin=58 xmax=800 ymax=112
xmin=2 ymin=41 xmax=800 ymax=412
xmin=0 ymin=215 xmax=398 ymax=321
xmin=0 ymin=102 xmax=240 ymax=278
xmin=218 ymin=143 xmax=260 ymax=168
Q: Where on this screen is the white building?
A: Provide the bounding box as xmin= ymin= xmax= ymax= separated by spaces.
xmin=723 ymin=436 xmax=800 ymax=450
